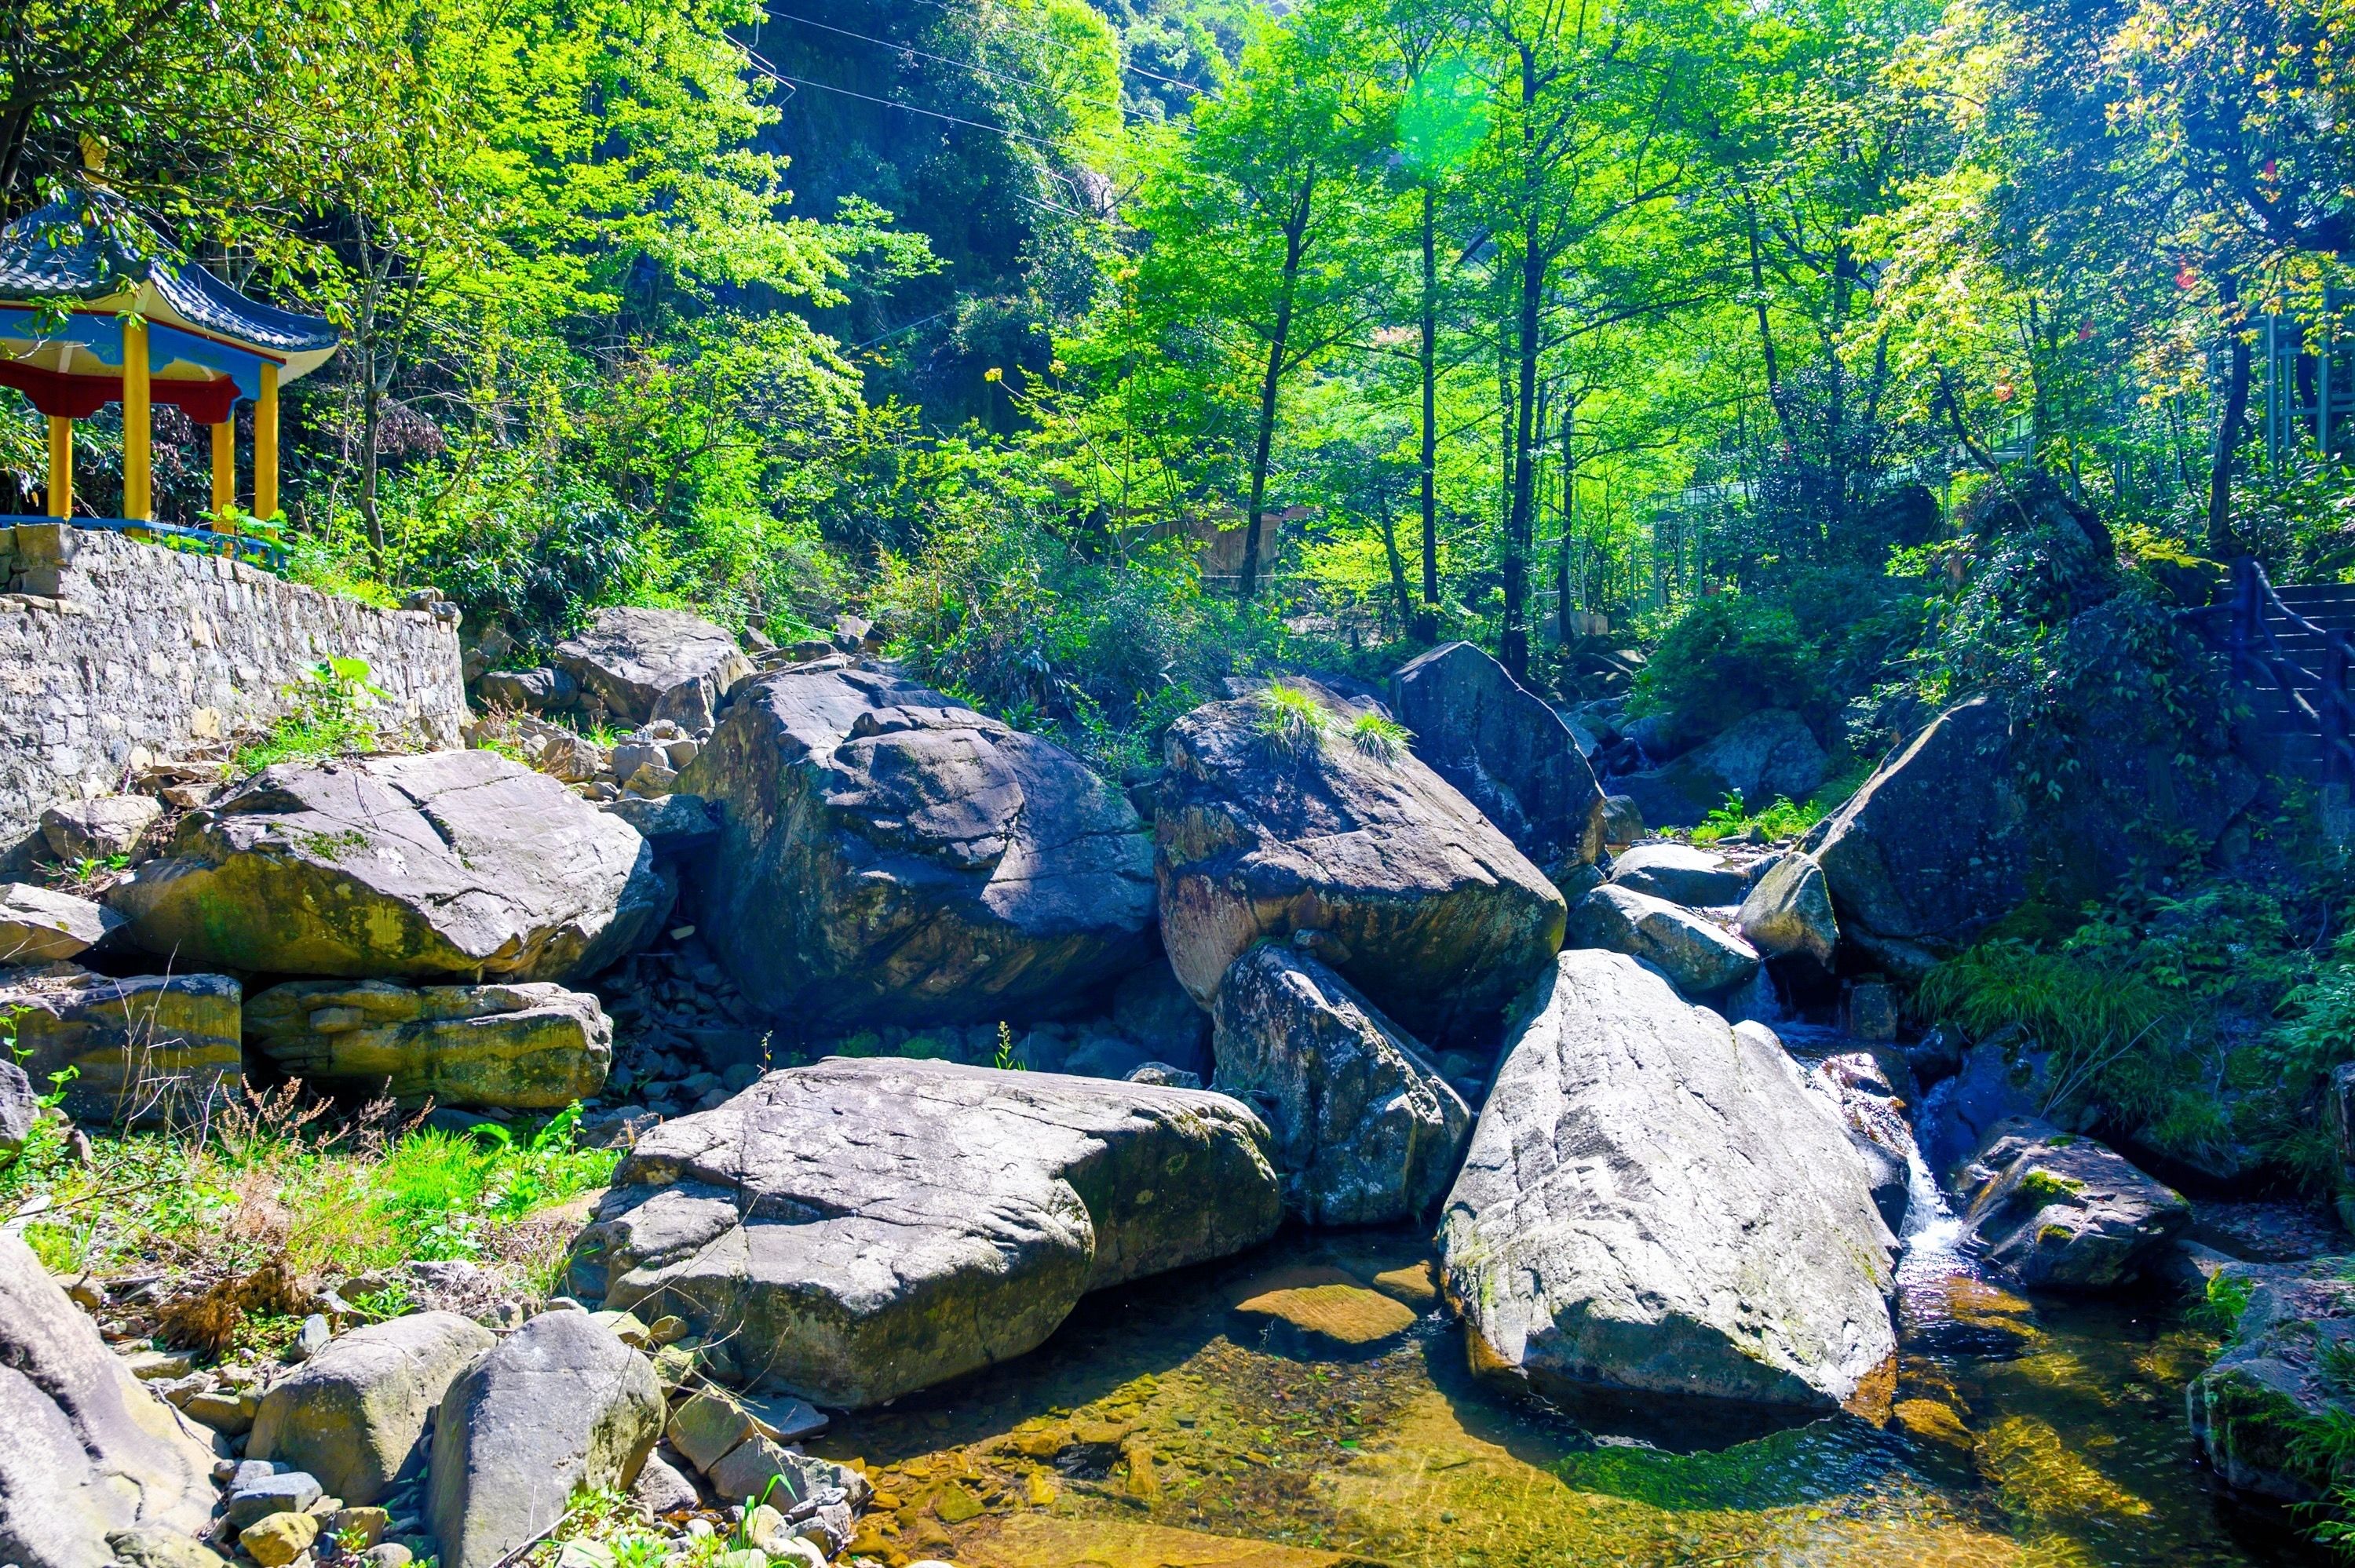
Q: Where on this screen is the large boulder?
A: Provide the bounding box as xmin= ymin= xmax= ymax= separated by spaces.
xmin=2 ymin=884 xmax=124 ymax=965
xmin=1208 ymin=942 xmax=1470 ymax=1227
xmin=1389 ymin=641 xmax=1605 ymax=875
xmin=1801 ymin=1048 xmax=1919 ymax=1237
xmin=108 ymin=750 xmax=670 ymax=984
xmin=675 ymin=665 xmax=1156 ymax=1030
xmin=427 ymin=1312 xmax=663 ymax=1568
xmin=1955 ymin=1117 xmax=2189 ymax=1289
xmin=1735 ymin=851 xmax=1838 ymax=967
xmin=246 ymin=980 xmax=610 ymax=1109
xmin=2189 ymin=1258 xmax=2355 ymax=1502
xmin=1613 ymin=709 xmax=1829 ymax=829
xmin=553 ymin=606 xmax=754 ymax=729
xmin=1156 ymin=682 xmax=1566 ymax=1050
xmin=0 ymin=1232 xmax=221 ymax=1568
xmin=569 ymin=1058 xmax=1280 ymax=1407
xmin=1438 ymin=950 xmax=1895 ymax=1412
xmin=1802 ymin=697 xmax=2027 ymax=975
xmin=1606 ymin=844 xmax=1747 ymax=907
xmin=249 ymin=1312 xmax=495 ymax=1504
xmin=1562 ymin=884 xmax=1759 ymax=999
xmin=0 ymin=964 xmax=239 ymax=1122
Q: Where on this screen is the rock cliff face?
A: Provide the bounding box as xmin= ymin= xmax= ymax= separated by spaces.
xmin=677 ymin=664 xmax=1158 ymax=1030
xmin=1439 ymin=950 xmax=1896 ymax=1412
xmin=109 ymin=750 xmax=669 ymax=984
xmin=1804 ymin=697 xmax=2028 ymax=975
xmin=1155 ymin=682 xmax=1565 ymax=1050
xmin=571 ymin=1058 xmax=1281 ymax=1407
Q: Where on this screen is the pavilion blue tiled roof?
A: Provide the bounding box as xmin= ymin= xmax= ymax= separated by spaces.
xmin=0 ymin=188 xmax=337 ymax=354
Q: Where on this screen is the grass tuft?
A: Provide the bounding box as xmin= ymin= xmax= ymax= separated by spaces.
xmin=1348 ymin=712 xmax=1412 ymax=763
xmin=1255 ymin=683 xmax=1328 ymax=759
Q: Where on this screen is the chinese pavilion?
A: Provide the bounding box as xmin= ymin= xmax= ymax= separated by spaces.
xmin=0 ymin=173 xmax=338 ymax=533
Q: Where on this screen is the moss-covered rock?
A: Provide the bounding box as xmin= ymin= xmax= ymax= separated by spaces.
xmin=245 ymin=979 xmax=610 ymax=1108
xmin=2187 ymin=1258 xmax=2355 ymax=1503
xmin=0 ymin=963 xmax=239 ymax=1123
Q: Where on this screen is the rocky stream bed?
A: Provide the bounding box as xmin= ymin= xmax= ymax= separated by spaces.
xmin=5 ymin=608 xmax=2351 ymax=1568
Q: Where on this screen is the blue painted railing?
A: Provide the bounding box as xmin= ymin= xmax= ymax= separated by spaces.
xmin=0 ymin=513 xmax=287 ymax=570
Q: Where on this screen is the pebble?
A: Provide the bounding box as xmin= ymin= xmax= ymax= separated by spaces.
xmin=228 ymin=1471 xmax=323 ymax=1529
xmin=238 ymin=1512 xmax=320 ymax=1568
xmin=360 ymin=1547 xmax=413 ymax=1568
xmin=291 ymin=1314 xmax=330 ymax=1361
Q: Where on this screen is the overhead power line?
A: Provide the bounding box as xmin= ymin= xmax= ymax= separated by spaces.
xmin=887 ymin=0 xmax=1212 ymax=96
xmin=738 ymin=44 xmax=1064 ymax=148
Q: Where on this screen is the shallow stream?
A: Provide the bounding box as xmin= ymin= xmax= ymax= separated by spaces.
xmin=810 ymin=1216 xmax=2319 ymax=1568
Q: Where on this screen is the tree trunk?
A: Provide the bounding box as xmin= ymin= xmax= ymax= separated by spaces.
xmin=1744 ymin=191 xmax=1795 ymax=450
xmin=1502 ymin=46 xmax=1543 ymax=681
xmin=359 ymin=369 xmax=386 ymax=565
xmin=1418 ymin=183 xmax=1440 ymax=640
xmin=1556 ymin=393 xmax=1576 ymax=645
xmin=2207 ymin=272 xmax=2251 ymax=560
xmin=1378 ymin=494 xmax=1414 ymax=634
xmin=1239 ymin=178 xmax=1313 ymax=604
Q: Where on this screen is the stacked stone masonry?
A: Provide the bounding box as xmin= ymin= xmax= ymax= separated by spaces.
xmin=0 ymin=523 xmax=466 ymax=859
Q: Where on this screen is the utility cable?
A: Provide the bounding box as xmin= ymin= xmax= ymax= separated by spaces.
xmin=887 ymin=0 xmax=1212 ymax=96
xmin=739 ymin=46 xmax=1064 ymax=148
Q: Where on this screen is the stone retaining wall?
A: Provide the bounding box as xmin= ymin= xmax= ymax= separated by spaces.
xmin=0 ymin=523 xmax=466 ymax=860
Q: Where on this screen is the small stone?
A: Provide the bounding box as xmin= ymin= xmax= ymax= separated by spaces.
xmin=323 ymin=1508 xmax=392 ymax=1549
xmin=123 ymin=1347 xmax=196 ymax=1380
xmin=933 ymin=1483 xmax=984 ymax=1524
xmin=239 ymin=1511 xmax=322 ymax=1568
xmin=361 ymin=1546 xmax=414 ymax=1568
xmin=646 ymin=1315 xmax=689 ymax=1346
xmin=67 ymin=1275 xmax=108 ymax=1311
xmin=587 ymin=1308 xmax=652 ymax=1348
xmin=1368 ymin=1261 xmax=1440 ymax=1310
xmin=183 ymin=1388 xmax=255 ymax=1435
xmin=291 ymin=1314 xmax=331 ymax=1362
xmin=228 ymin=1471 xmax=324 ymax=1529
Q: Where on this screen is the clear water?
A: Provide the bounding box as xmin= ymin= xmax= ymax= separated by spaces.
xmin=809 ymin=1212 xmax=2319 ymax=1567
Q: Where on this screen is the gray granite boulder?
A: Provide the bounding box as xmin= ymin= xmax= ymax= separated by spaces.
xmin=1803 ymin=697 xmax=2027 ymax=975
xmin=0 ymin=1057 xmax=35 ymax=1156
xmin=109 ymin=749 xmax=670 ymax=984
xmin=676 ymin=665 xmax=1156 ymax=1029
xmin=1955 ymin=1117 xmax=2189 ymax=1289
xmin=1156 ymin=681 xmax=1565 ymax=1050
xmin=246 ymin=980 xmax=611 ymax=1109
xmin=0 ymin=1232 xmax=220 ymax=1568
xmin=0 ymin=965 xmax=240 ymax=1123
xmin=1 ymin=884 xmax=124 ymax=964
xmin=1389 ymin=640 xmax=1605 ymax=875
xmin=427 ymin=1312 xmax=663 ymax=1568
xmin=1439 ymin=950 xmax=1895 ymax=1411
xmin=1606 ymin=844 xmax=1747 ymax=907
xmin=1736 ymin=851 xmax=1838 ymax=967
xmin=1210 ymin=942 xmax=1470 ymax=1226
xmin=250 ymin=1312 xmax=495 ymax=1504
xmin=1801 ymin=1047 xmax=1919 ymax=1236
xmin=1563 ymin=884 xmax=1759 ymax=998
xmin=570 ymin=1058 xmax=1280 ymax=1407
xmin=554 ymin=607 xmax=752 ymax=728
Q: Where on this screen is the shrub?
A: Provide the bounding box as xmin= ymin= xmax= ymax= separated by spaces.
xmin=1628 ymin=595 xmax=1824 ymax=738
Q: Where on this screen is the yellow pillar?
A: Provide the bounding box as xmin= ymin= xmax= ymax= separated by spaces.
xmin=122 ymin=315 xmax=151 ymax=521
xmin=254 ymin=362 xmax=279 ymax=521
xmin=210 ymin=417 xmax=236 ymax=523
xmin=46 ymin=415 xmax=71 ymax=517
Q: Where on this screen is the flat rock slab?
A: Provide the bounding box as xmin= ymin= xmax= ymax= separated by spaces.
xmin=41 ymin=795 xmax=162 ymax=861
xmin=677 ymin=665 xmax=1156 ymax=1028
xmin=1607 ymin=844 xmax=1747 ymax=907
xmin=1440 ymin=950 xmax=1895 ymax=1412
xmin=0 ymin=963 xmax=239 ymax=1122
xmin=556 ymin=607 xmax=754 ymax=729
xmin=571 ymin=1058 xmax=1281 ymax=1407
xmin=1228 ymin=1264 xmax=1418 ymax=1355
xmin=1156 ymin=681 xmax=1565 ymax=1050
xmin=246 ymin=979 xmax=611 ymax=1109
xmin=2 ymin=883 xmax=124 ymax=964
xmin=1564 ymin=884 xmax=1759 ymax=999
xmin=250 ymin=1311 xmax=495 ymax=1504
xmin=428 ymin=1312 xmax=662 ymax=1568
xmin=0 ymin=1232 xmax=219 ymax=1568
xmin=110 ymin=749 xmax=670 ymax=983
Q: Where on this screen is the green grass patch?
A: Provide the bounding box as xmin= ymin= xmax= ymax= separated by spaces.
xmin=1255 ymin=683 xmax=1327 ymax=759
xmin=1347 ymin=712 xmax=1411 ymax=763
